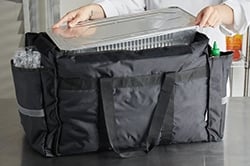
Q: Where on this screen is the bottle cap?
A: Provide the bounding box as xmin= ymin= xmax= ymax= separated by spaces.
xmin=211 ymin=41 xmax=220 ymax=57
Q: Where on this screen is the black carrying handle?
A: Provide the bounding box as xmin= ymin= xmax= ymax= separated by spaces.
xmin=100 ymin=73 xmax=175 ymax=158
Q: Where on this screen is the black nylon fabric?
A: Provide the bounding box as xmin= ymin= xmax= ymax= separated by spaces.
xmin=11 ymin=61 xmax=48 ymax=156
xmin=55 ymin=32 xmax=210 ymax=155
xmin=207 ymin=52 xmax=232 ymax=141
xmin=58 ymin=89 xmax=99 ymax=155
xmin=11 ymin=33 xmax=61 ymax=157
xmin=11 ymin=61 xmax=43 ymax=110
xmin=160 ymin=66 xmax=208 ymax=144
xmin=100 ymin=73 xmax=175 ymax=158
xmin=11 ymin=31 xmax=232 ymax=157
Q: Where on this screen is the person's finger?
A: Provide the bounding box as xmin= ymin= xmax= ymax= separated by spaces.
xmin=213 ymin=18 xmax=221 ymax=27
xmin=211 ymin=17 xmax=220 ymax=27
xmin=68 ymin=9 xmax=93 ymax=27
xmin=53 ymin=17 xmax=71 ymax=28
xmin=68 ymin=14 xmax=88 ymax=27
xmin=68 ymin=14 xmax=81 ymax=28
xmin=53 ymin=11 xmax=77 ymax=28
xmin=195 ymin=9 xmax=204 ymax=25
xmin=199 ymin=7 xmax=213 ymax=27
xmin=205 ymin=23 xmax=210 ymax=27
xmin=206 ymin=9 xmax=222 ymax=28
xmin=206 ymin=12 xmax=217 ymax=27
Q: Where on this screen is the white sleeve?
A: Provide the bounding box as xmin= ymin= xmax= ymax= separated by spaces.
xmin=223 ymin=0 xmax=250 ymax=33
xmin=93 ymin=0 xmax=146 ymax=17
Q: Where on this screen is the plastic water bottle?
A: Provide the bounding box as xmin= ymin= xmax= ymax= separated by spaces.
xmin=13 ymin=47 xmax=41 ymax=69
xmin=32 ymin=51 xmax=41 ymax=68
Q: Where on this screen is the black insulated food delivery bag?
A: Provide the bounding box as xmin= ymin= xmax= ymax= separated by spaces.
xmin=10 ymin=8 xmax=232 ymax=157
xmin=11 ymin=32 xmax=232 ymax=157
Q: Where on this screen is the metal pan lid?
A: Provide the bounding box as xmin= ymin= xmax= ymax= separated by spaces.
xmin=47 ymin=7 xmax=197 ymax=51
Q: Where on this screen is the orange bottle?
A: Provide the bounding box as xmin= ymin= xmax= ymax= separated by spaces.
xmin=226 ymin=34 xmax=243 ymax=61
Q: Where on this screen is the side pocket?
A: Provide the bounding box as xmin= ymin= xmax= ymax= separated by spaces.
xmin=160 ymin=66 xmax=208 ymax=144
xmin=11 ymin=61 xmax=48 ymax=155
xmin=57 ymin=77 xmax=99 ymax=155
xmin=207 ymin=52 xmax=232 ymax=141
xmin=113 ymin=85 xmax=161 ymax=149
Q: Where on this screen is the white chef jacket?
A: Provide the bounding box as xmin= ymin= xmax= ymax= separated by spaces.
xmin=93 ymin=0 xmax=250 ymax=50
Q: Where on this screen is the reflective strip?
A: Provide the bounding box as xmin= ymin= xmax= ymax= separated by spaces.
xmin=204 ymin=111 xmax=208 ymax=122
xmin=18 ymin=103 xmax=45 ymax=117
xmin=221 ymin=96 xmax=228 ymax=105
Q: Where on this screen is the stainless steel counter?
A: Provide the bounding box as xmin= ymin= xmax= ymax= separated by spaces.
xmin=0 ymin=98 xmax=250 ymax=166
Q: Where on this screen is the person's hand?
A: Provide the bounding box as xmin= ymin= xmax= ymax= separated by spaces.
xmin=195 ymin=4 xmax=234 ymax=28
xmin=52 ymin=24 xmax=96 ymax=39
xmin=53 ymin=4 xmax=105 ymax=28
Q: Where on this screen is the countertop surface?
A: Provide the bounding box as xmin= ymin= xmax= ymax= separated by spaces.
xmin=1 ymin=98 xmax=250 ymax=166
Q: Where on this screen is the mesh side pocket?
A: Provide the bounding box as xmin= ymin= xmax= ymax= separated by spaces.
xmin=11 ymin=61 xmax=48 ymax=155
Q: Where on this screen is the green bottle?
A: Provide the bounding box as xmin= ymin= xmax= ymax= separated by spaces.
xmin=211 ymin=41 xmax=220 ymax=57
